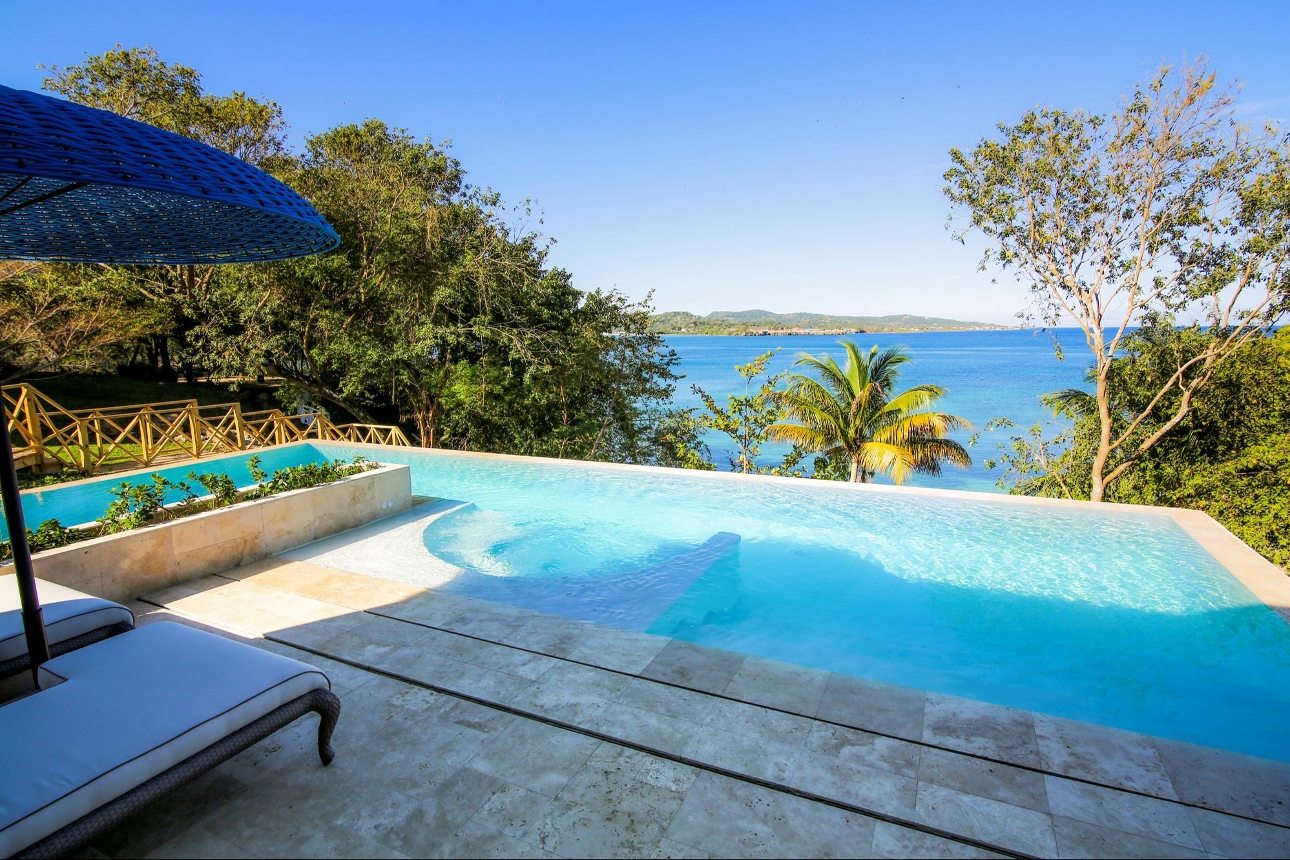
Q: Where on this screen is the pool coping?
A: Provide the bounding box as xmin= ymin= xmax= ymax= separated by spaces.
xmin=312 ymin=440 xmax=1290 ymax=625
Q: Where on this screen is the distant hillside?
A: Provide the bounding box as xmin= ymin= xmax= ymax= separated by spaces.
xmin=650 ymin=309 xmax=1010 ymax=335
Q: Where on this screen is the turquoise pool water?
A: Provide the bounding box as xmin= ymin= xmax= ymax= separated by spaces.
xmin=3 ymin=445 xmax=330 ymax=538
xmin=14 ymin=441 xmax=1290 ymax=760
xmin=312 ymin=443 xmax=1290 ymax=762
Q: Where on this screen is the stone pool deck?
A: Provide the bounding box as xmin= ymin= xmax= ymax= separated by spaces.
xmin=71 ymin=537 xmax=1286 ymax=860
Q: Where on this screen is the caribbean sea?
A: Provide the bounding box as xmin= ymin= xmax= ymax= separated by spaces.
xmin=664 ymin=328 xmax=1092 ymax=493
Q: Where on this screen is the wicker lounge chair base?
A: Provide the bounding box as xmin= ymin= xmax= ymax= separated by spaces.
xmin=1 ymin=576 xmax=135 ymax=680
xmin=0 ymin=622 xmax=132 ymax=681
xmin=15 ymin=687 xmax=340 ymax=860
xmin=0 ymin=623 xmax=341 ymax=858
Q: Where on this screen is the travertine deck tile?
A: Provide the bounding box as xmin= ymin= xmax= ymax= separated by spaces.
xmin=788 ymin=750 xmax=919 ymax=819
xmin=346 ymin=613 xmax=434 ymax=647
xmin=1044 ymin=776 xmax=1203 ymax=850
xmin=593 ymin=704 xmax=704 ymax=758
xmin=917 ymin=746 xmax=1049 ymax=813
xmin=702 ymin=698 xmax=814 ymax=747
xmin=509 ymin=681 xmax=613 ymax=725
xmin=650 ymin=837 xmax=712 ymax=858
xmin=665 ymin=771 xmax=877 ymax=859
xmin=138 ymin=820 xmax=256 ymax=860
xmin=1154 ymin=737 xmax=1290 ymax=827
xmin=496 ymin=615 xmax=593 ymax=659
xmin=467 ymin=718 xmax=600 ymax=797
xmin=871 ymin=820 xmax=1007 ymax=859
xmin=614 ymin=677 xmax=719 ymax=723
xmin=437 ymin=657 xmax=535 ymax=704
xmin=914 ymin=782 xmax=1058 ymax=858
xmin=1186 ymin=806 xmax=1290 ymax=859
xmin=816 ymin=671 xmax=927 ymax=742
xmin=1050 ymin=815 xmax=1209 ymax=859
xmin=1033 ymin=714 xmax=1179 ymax=801
xmin=566 ymin=627 xmax=671 ymax=674
xmin=923 ymin=694 xmax=1042 ymax=769
xmin=134 ymin=559 xmax=1290 ymax=857
xmin=681 ymin=724 xmax=802 ymax=783
xmin=722 ymin=655 xmax=830 ymax=716
xmin=806 ymin=722 xmax=923 ymax=779
xmin=641 ymin=640 xmax=747 ymax=693
xmin=537 ymin=658 xmax=636 ymax=699
xmin=471 ymin=781 xmax=555 ymax=840
xmin=525 ymin=743 xmax=690 ymax=858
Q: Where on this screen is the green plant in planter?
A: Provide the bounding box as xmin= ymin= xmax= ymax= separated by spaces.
xmin=1 ymin=518 xmax=79 ymax=562
xmin=262 ymin=456 xmax=377 ymax=495
xmin=247 ymin=455 xmax=268 ymax=485
xmin=100 ymin=474 xmax=189 ymax=535
xmin=188 ymin=470 xmax=240 ymax=508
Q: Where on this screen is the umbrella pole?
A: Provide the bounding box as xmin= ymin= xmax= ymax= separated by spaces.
xmin=0 ymin=406 xmax=49 ymax=688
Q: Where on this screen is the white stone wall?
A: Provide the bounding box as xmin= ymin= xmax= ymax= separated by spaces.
xmin=29 ymin=463 xmax=411 ymax=602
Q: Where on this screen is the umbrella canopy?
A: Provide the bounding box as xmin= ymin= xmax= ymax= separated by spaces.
xmin=0 ymin=83 xmax=339 ymax=685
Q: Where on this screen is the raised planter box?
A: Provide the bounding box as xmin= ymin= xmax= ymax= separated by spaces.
xmin=24 ymin=463 xmax=411 ymax=603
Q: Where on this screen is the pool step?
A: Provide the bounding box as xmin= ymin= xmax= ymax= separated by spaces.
xmin=444 ymin=531 xmax=742 ymax=630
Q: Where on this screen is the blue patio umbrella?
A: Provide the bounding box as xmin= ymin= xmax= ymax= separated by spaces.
xmin=0 ymin=83 xmax=339 ymax=685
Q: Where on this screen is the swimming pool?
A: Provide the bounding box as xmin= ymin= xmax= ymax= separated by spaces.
xmin=311 ymin=442 xmax=1290 ymax=762
xmin=5 ymin=445 xmax=331 ymax=538
xmin=15 ymin=441 xmax=1290 ymax=760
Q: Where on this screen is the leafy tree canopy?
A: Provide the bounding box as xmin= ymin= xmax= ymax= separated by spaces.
xmin=23 ymin=46 xmax=682 ymax=466
xmin=946 ymin=60 xmax=1290 ymax=501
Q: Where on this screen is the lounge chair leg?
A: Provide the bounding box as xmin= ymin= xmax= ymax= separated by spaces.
xmin=308 ymin=688 xmax=341 ymax=765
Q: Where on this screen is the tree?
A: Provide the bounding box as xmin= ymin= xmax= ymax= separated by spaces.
xmin=944 ymin=60 xmax=1290 ymax=501
xmin=194 ymin=119 xmax=682 ymax=458
xmin=42 ymin=46 xmax=289 ymax=382
xmin=692 ymin=350 xmax=786 ymax=473
xmin=0 ymin=262 xmax=164 ymax=383
xmin=768 ymin=342 xmax=972 ymax=483
xmin=987 ymin=327 xmax=1290 ymax=566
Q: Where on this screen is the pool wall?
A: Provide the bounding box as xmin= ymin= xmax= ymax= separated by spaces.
xmin=23 ymin=462 xmax=411 ymax=602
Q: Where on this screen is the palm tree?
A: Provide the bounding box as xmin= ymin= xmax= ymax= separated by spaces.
xmin=768 ymin=341 xmax=972 ymax=483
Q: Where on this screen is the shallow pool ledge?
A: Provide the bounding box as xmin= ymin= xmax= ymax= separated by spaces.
xmin=14 ymin=463 xmax=412 ymax=603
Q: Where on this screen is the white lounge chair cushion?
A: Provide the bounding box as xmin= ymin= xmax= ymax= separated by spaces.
xmin=0 ymin=622 xmax=330 ymax=856
xmin=0 ymin=575 xmax=134 ymax=662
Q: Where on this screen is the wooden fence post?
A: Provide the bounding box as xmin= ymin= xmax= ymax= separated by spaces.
xmin=187 ymin=404 xmax=202 ymax=459
xmin=140 ymin=407 xmax=154 ymax=464
xmin=75 ymin=418 xmax=90 ymax=472
xmin=232 ymin=403 xmax=246 ymax=450
xmin=21 ymin=386 xmax=43 ymax=456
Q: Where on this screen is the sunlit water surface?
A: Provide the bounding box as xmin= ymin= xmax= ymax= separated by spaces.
xmin=312 ymin=443 xmax=1290 ymax=762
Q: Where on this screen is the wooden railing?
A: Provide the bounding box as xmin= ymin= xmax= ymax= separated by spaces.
xmin=3 ymin=383 xmax=411 ymax=475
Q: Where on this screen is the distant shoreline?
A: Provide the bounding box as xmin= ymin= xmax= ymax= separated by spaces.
xmin=650 ymin=309 xmax=1013 ymax=336
xmin=659 ymin=327 xmax=1018 ymax=336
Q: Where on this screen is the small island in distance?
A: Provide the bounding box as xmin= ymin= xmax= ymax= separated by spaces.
xmin=650 ymin=309 xmax=1012 ymax=335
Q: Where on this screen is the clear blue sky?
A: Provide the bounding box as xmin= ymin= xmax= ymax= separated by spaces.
xmin=6 ymin=1 xmax=1289 ymax=324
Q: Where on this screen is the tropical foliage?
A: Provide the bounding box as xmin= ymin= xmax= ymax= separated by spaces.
xmin=768 ymin=342 xmax=972 ymax=483
xmin=6 ymin=46 xmax=684 ymax=466
xmin=945 ymin=60 xmax=1290 ymax=501
xmin=691 ymin=350 xmax=785 ymax=473
xmin=988 ymin=327 xmax=1290 ymax=565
